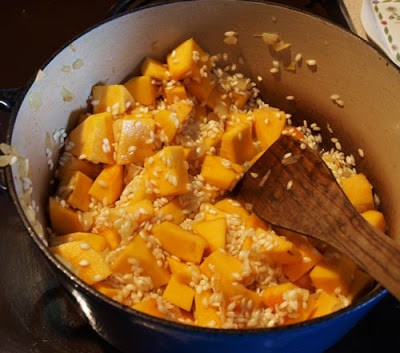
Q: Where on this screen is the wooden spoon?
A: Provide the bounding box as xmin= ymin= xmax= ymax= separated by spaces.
xmin=234 ymin=134 xmax=400 ymax=300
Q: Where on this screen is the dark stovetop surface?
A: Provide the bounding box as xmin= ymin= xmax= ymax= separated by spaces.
xmin=0 ymin=1 xmax=399 ymax=352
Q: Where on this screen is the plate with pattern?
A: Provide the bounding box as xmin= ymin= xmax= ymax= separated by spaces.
xmin=361 ymin=0 xmax=400 ymax=67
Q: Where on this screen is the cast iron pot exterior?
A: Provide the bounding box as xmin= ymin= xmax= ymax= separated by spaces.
xmin=4 ymin=1 xmax=400 ymax=352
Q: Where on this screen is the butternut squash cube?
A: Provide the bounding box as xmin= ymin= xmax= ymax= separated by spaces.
xmin=201 ymin=202 xmax=227 ymax=221
xmin=98 ymin=227 xmax=121 ymax=250
xmin=89 ymin=164 xmax=123 ymax=206
xmin=192 ymin=217 xmax=227 ymax=253
xmin=92 ymin=85 xmax=134 ymax=115
xmin=157 ymin=199 xmax=185 ymax=225
xmin=164 ymin=85 xmax=188 ymax=104
xmin=203 ymin=130 xmax=223 ymax=153
xmin=254 ymin=108 xmax=286 ymax=150
xmin=167 ymin=38 xmax=210 ymax=80
xmin=167 ymin=257 xmax=198 ymax=285
xmin=362 ymin=210 xmax=386 ymax=232
xmin=199 ymin=250 xmax=243 ymax=281
xmin=186 ymin=76 xmax=215 ymax=103
xmin=194 ymin=290 xmax=222 ymax=327
xmin=152 ymin=221 xmax=207 ymax=264
xmin=225 ymin=112 xmax=252 ymax=132
xmin=154 ymin=109 xmax=179 ymax=142
xmin=52 ymin=232 xmax=107 ymax=252
xmin=68 ymin=112 xmax=114 ymax=164
xmin=254 ymin=228 xmax=302 ymax=265
xmin=113 ymin=116 xmax=156 ymax=165
xmin=132 ymin=298 xmax=167 ymax=319
xmin=200 ymin=155 xmax=243 ymax=191
xmin=231 ymin=90 xmax=250 ymax=109
xmin=93 ymin=282 xmax=120 ymax=301
xmin=309 ymin=292 xmax=343 ymax=319
xmin=51 ymin=240 xmax=111 ymax=285
xmin=216 ymin=277 xmax=263 ymax=308
xmin=206 ymin=86 xmax=231 ymax=117
xmin=163 ymin=275 xmax=195 ymax=311
xmin=214 ymin=198 xmax=249 ymax=220
xmin=220 ymin=123 xmax=255 ymax=164
xmin=170 ymin=101 xmax=193 ymax=124
xmin=144 ymin=146 xmax=189 ymax=197
xmin=49 ymin=197 xmax=84 ymax=235
xmin=245 ymin=213 xmax=271 ymax=231
xmin=341 ymin=173 xmax=374 ymax=213
xmin=124 ymin=76 xmax=157 ymax=106
xmin=58 ymin=155 xmax=102 ymax=180
xmin=110 ymin=235 xmax=170 ymax=288
xmin=58 ymin=171 xmax=93 ymax=212
xmin=141 ymin=57 xmax=170 ymax=81
xmin=309 ymin=255 xmax=357 ymax=295
xmin=262 ymin=283 xmax=298 ymax=307
xmin=282 ymin=232 xmax=323 ymax=282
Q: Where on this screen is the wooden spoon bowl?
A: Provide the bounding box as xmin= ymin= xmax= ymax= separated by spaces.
xmin=234 ymin=135 xmax=400 ymax=300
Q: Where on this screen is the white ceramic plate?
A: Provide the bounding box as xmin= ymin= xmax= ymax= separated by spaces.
xmin=361 ymin=0 xmax=400 ymax=67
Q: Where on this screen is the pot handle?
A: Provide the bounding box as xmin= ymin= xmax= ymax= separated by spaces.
xmin=0 ymin=87 xmax=21 ymax=112
xmin=0 ymin=87 xmax=22 ymax=193
xmin=108 ymin=0 xmax=154 ymax=17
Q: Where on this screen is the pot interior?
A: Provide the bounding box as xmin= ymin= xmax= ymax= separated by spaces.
xmin=9 ymin=0 xmax=400 ymax=288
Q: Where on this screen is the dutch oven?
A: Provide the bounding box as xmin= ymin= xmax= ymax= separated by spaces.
xmin=1 ymin=1 xmax=399 ymax=352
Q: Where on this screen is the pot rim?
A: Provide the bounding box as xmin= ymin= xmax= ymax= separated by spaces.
xmin=4 ymin=0 xmax=391 ymax=336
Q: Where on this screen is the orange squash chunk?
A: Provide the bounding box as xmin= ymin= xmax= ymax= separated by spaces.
xmin=141 ymin=57 xmax=170 ymax=81
xmin=167 ymin=257 xmax=198 ymax=285
xmin=144 ymin=146 xmax=189 ymax=197
xmin=220 ymin=123 xmax=255 ymax=164
xmin=58 ymin=155 xmax=102 ymax=180
xmin=157 ymin=199 xmax=185 ymax=225
xmin=98 ymin=227 xmax=121 ymax=250
xmin=51 ymin=240 xmax=111 ymax=285
xmin=52 ymin=232 xmax=107 ymax=252
xmin=132 ymin=298 xmax=172 ymax=319
xmin=164 ymin=85 xmax=188 ymax=104
xmin=89 ymin=165 xmax=123 ymax=206
xmin=49 ymin=197 xmax=84 ymax=235
xmin=186 ymin=76 xmax=215 ymax=103
xmin=362 ymin=210 xmax=386 ymax=232
xmin=254 ymin=108 xmax=286 ymax=151
xmin=111 ymin=235 xmax=170 ymax=288
xmin=194 ymin=290 xmax=222 ymax=327
xmin=309 ymin=292 xmax=343 ymax=319
xmin=154 ymin=109 xmax=180 ymax=143
xmin=124 ymin=76 xmax=157 ymax=106
xmin=167 ymin=38 xmax=210 ymax=80
xmin=113 ymin=116 xmax=156 ymax=165
xmin=58 ymin=171 xmax=93 ymax=212
xmin=309 ymin=254 xmax=357 ymax=295
xmin=68 ymin=112 xmax=114 ymax=164
xmin=341 ymin=173 xmax=374 ymax=213
xmin=92 ymin=85 xmax=134 ymax=115
xmin=152 ymin=221 xmax=207 ymax=264
xmin=200 ymin=155 xmax=243 ymax=191
xmin=163 ymin=275 xmax=195 ymax=312
xmin=282 ymin=232 xmax=323 ymax=282
xmin=192 ymin=217 xmax=227 ymax=253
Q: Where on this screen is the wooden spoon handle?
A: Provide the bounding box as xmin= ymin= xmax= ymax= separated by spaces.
xmin=330 ymin=203 xmax=400 ymax=300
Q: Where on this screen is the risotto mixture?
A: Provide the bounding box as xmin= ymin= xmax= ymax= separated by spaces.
xmin=48 ymin=37 xmax=386 ymax=328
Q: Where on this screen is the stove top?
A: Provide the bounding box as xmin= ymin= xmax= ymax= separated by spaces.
xmin=0 ymin=1 xmax=399 ymax=352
